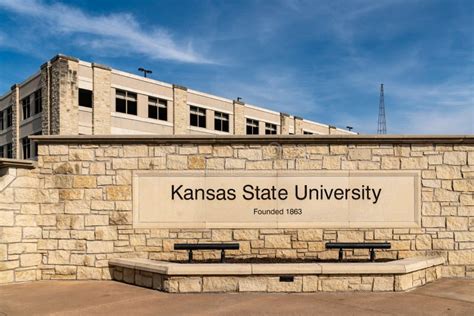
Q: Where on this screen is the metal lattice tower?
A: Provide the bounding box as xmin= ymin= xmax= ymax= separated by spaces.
xmin=377 ymin=83 xmax=387 ymax=134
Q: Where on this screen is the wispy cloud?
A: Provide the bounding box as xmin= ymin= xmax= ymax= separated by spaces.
xmin=0 ymin=0 xmax=211 ymax=63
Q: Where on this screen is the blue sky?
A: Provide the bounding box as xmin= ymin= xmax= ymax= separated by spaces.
xmin=0 ymin=0 xmax=472 ymax=134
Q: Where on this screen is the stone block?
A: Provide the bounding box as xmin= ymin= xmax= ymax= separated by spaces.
xmin=348 ymin=148 xmax=371 ymax=160
xmin=454 ymin=232 xmax=474 ymax=242
xmin=401 ymin=157 xmax=428 ymax=169
xmin=64 ymin=200 xmax=90 ymax=214
xmin=112 ymin=158 xmax=138 ymax=170
xmin=203 ymin=277 xmax=238 ymax=292
xmin=123 ymin=145 xmax=148 ymax=157
xmin=0 ymin=271 xmax=14 ymax=283
xmin=267 ymin=277 xmax=302 ymax=292
xmin=15 ymin=270 xmax=37 ymax=282
xmin=95 ymin=226 xmax=118 ymax=240
xmin=77 ymin=267 xmax=102 ymax=280
xmin=225 ymin=158 xmax=245 ymax=169
xmin=446 ymin=217 xmax=468 ymax=231
xmin=422 ymin=217 xmax=445 ymax=228
xmin=87 ymin=241 xmax=114 ymax=253
xmin=233 ymin=229 xmax=258 ymax=240
xmin=48 ymin=250 xmax=70 ymax=264
xmin=239 ymin=277 xmax=268 ymax=292
xmin=448 ymin=250 xmax=473 ymax=265
xmin=20 ymin=253 xmax=42 ymax=267
xmin=395 ymin=274 xmax=413 ymax=291
xmin=381 ymin=157 xmax=400 ymax=169
xmin=212 ymin=146 xmax=233 ymax=157
xmin=237 ymin=149 xmax=263 ymax=161
xmin=167 ymin=155 xmax=188 ymax=169
xmin=415 ymin=235 xmax=431 ymax=250
xmin=73 ymin=176 xmax=96 ymax=188
xmin=0 ymin=227 xmax=22 ymax=242
xmin=212 ymin=230 xmax=232 ymax=241
xmin=297 ymin=229 xmax=323 ymax=241
xmin=453 ymin=179 xmax=474 ymax=192
xmin=282 ymin=147 xmax=305 ymax=159
xmin=373 ymin=276 xmax=394 ymax=291
xmin=433 ymin=189 xmax=459 ymax=202
xmin=206 ymin=158 xmax=224 ymax=169
xmin=436 ymin=166 xmax=461 ymax=179
xmin=444 ymin=152 xmax=467 ymax=165
xmin=323 ymin=156 xmax=341 ymax=169
xmin=188 ymin=155 xmax=205 ymax=169
xmin=106 ymin=186 xmax=131 ymax=200
xmin=178 ymin=277 xmax=202 ymax=293
xmin=321 ymin=278 xmax=349 ymax=291
xmin=265 ymin=235 xmax=291 ymax=248
xmin=0 ymin=211 xmax=14 ymax=226
xmin=337 ymin=231 xmax=364 ymax=242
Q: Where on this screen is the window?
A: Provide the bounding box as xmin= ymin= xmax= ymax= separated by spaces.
xmin=265 ymin=122 xmax=277 ymax=135
xmin=0 ymin=110 xmax=3 ymax=130
xmin=246 ymin=118 xmax=259 ymax=135
xmin=115 ymin=90 xmax=137 ymax=115
xmin=0 ymin=145 xmax=4 ymax=158
xmin=214 ymin=111 xmax=229 ymax=132
xmin=148 ymin=97 xmax=167 ymax=121
xmin=190 ymin=106 xmax=206 ymax=128
xmin=22 ymin=96 xmax=31 ymax=120
xmin=79 ymin=89 xmax=93 ymax=108
xmin=6 ymin=107 xmax=12 ymax=128
xmin=34 ymin=90 xmax=42 ymax=114
xmin=22 ymin=137 xmax=31 ymax=159
xmin=303 ymin=131 xmax=313 ymax=135
xmin=6 ymin=143 xmax=13 ymax=158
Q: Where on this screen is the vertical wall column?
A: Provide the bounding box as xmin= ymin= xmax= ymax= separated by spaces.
xmin=294 ymin=116 xmax=304 ymax=135
xmin=280 ymin=113 xmax=291 ymax=135
xmin=10 ymin=84 xmax=20 ymax=158
xmin=49 ymin=55 xmax=79 ymax=135
xmin=40 ymin=62 xmax=51 ymax=135
xmin=92 ymin=63 xmax=112 ymax=135
xmin=173 ymin=84 xmax=188 ymax=135
xmin=233 ymin=100 xmax=245 ymax=135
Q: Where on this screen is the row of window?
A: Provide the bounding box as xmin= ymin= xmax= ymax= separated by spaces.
xmin=80 ymin=89 xmax=282 ymax=135
xmin=21 ymin=90 xmax=42 ymax=120
xmin=0 ymin=143 xmax=13 ymax=158
xmin=0 ymin=107 xmax=13 ymax=131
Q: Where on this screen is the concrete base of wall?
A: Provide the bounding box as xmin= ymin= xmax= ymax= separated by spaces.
xmin=110 ymin=256 xmax=444 ymax=293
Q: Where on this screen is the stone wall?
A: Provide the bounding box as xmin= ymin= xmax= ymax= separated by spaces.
xmin=0 ymin=136 xmax=472 ymax=284
xmin=92 ymin=64 xmax=112 ymax=135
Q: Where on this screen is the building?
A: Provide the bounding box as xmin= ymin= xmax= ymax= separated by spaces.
xmin=0 ymin=54 xmax=355 ymax=160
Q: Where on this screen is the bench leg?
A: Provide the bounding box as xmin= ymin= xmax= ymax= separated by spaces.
xmin=338 ymin=248 xmax=343 ymax=262
xmin=370 ymin=249 xmax=375 ymax=262
xmin=188 ymin=250 xmax=193 ymax=263
xmin=221 ymin=249 xmax=225 ymax=263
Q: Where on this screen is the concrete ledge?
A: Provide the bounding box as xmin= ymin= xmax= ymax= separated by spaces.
xmin=30 ymin=135 xmax=474 ymax=145
xmin=109 ymin=256 xmax=445 ymax=293
xmin=109 ymin=256 xmax=444 ymax=276
xmin=0 ymin=158 xmax=36 ymax=169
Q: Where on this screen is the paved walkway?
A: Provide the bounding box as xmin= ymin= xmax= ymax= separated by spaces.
xmin=0 ymin=278 xmax=473 ymax=315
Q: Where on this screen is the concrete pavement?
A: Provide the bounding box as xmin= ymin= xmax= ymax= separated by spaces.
xmin=0 ymin=278 xmax=473 ymax=315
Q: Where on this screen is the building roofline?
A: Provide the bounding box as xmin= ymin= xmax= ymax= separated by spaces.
xmin=30 ymin=135 xmax=474 ymax=145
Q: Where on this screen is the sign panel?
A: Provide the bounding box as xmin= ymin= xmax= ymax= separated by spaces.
xmin=133 ymin=171 xmax=420 ymax=228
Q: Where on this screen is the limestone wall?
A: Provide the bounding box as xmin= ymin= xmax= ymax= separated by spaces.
xmin=0 ymin=136 xmax=472 ymax=284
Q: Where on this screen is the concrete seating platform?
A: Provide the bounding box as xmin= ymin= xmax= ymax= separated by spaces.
xmin=109 ymin=256 xmax=445 ymax=293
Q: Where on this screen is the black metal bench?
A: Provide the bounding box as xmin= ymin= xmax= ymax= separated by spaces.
xmin=325 ymin=242 xmax=391 ymax=262
xmin=174 ymin=243 xmax=240 ymax=263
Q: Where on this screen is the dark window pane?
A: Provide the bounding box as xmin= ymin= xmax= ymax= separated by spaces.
xmin=79 ymin=89 xmax=93 ymax=108
xmin=127 ymin=101 xmax=137 ymax=115
xmin=116 ymin=98 xmax=126 ymax=113
xmin=7 ymin=143 xmax=13 ymax=158
xmin=148 ymin=105 xmax=158 ymax=119
xmin=0 ymin=146 xmax=3 ymax=158
xmin=0 ymin=111 xmax=3 ymax=130
xmin=246 ymin=125 xmax=253 ymax=135
xmin=158 ymin=107 xmax=167 ymax=121
xmin=215 ymin=118 xmax=222 ymax=131
xmin=34 ymin=90 xmax=42 ymax=113
xmin=7 ymin=107 xmax=12 ymax=127
xmin=222 ymin=120 xmax=229 ymax=132
xmin=198 ymin=115 xmax=206 ymax=128
xmin=190 ymin=114 xmax=198 ymax=127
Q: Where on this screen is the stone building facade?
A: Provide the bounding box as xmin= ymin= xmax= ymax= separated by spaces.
xmin=0 ymin=135 xmax=472 ymax=284
xmin=0 ymin=54 xmax=354 ymax=160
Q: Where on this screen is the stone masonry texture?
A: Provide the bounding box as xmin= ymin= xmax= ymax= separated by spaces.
xmin=0 ymin=139 xmax=473 ymax=284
